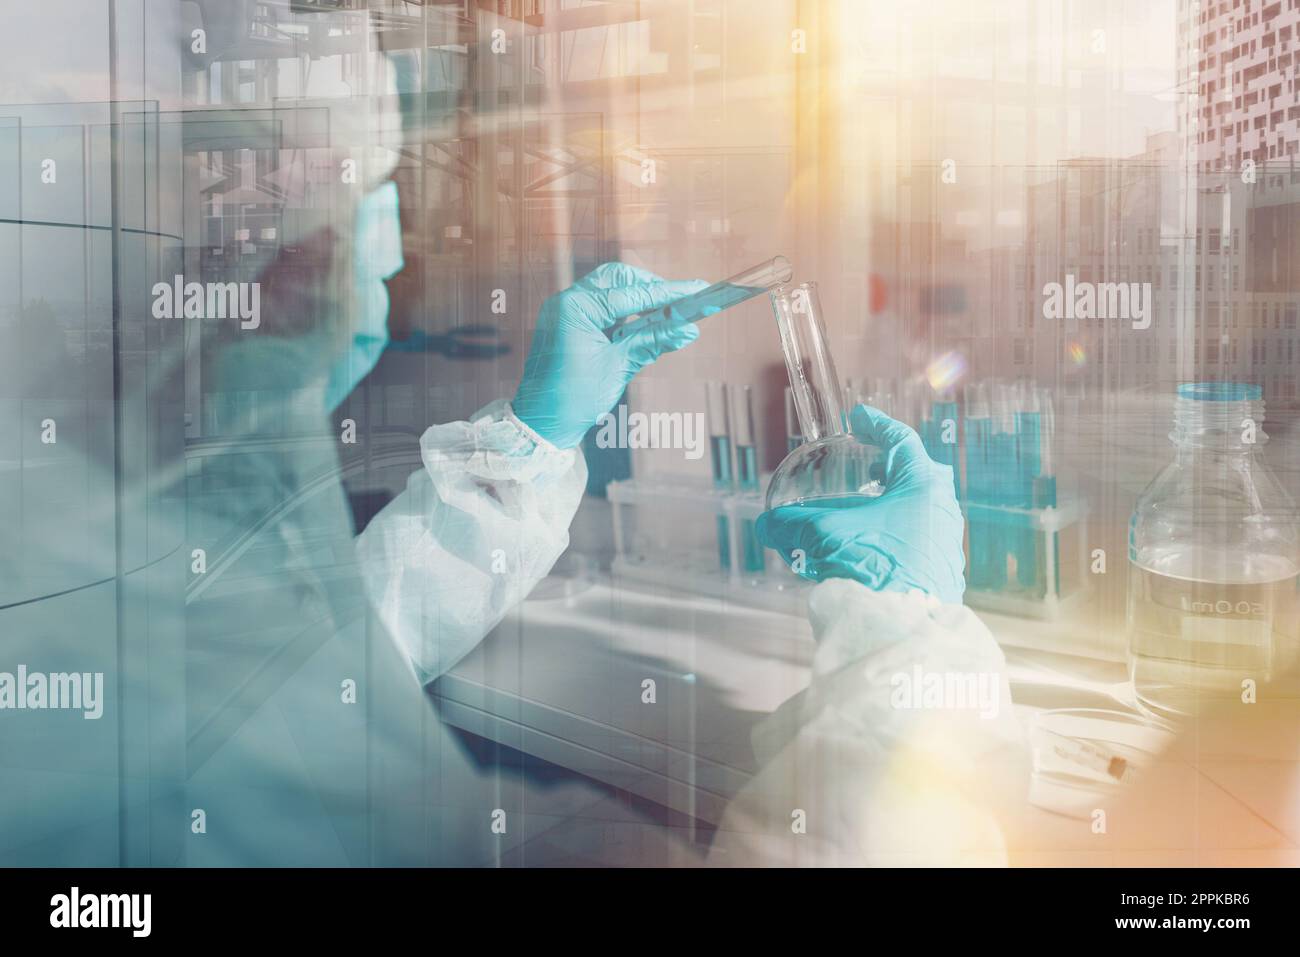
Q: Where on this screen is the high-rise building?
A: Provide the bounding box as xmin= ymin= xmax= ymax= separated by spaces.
xmin=1183 ymin=0 xmax=1300 ymax=173
xmin=1179 ymin=0 xmax=1300 ymax=404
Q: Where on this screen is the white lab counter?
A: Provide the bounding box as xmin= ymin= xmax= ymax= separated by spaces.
xmin=432 ymin=577 xmax=812 ymax=825
xmin=431 ymin=576 xmax=1300 ymax=864
xmin=431 ymin=575 xmax=1130 ymax=823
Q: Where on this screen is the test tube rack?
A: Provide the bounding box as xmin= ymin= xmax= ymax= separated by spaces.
xmin=959 ymin=496 xmax=1090 ymax=620
xmin=606 ymin=476 xmax=812 ymax=616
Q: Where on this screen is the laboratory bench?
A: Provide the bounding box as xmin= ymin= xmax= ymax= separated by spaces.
xmin=430 ymin=574 xmax=1300 ymax=865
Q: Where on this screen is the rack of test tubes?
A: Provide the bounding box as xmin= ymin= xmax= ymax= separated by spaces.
xmin=610 ymin=374 xmax=1086 ymax=620
xmin=846 ymin=375 xmax=1089 ymax=620
xmin=607 ymin=383 xmax=813 ymax=615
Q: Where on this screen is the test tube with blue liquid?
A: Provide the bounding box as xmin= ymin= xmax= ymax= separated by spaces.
xmin=705 ymin=381 xmax=733 ymax=573
xmin=1012 ymin=383 xmax=1040 ymax=590
xmin=931 ymin=391 xmax=961 ymax=499
xmin=1029 ymin=387 xmax=1059 ymax=597
xmin=731 ymin=385 xmax=766 ymax=575
xmin=609 ymin=256 xmax=794 ymax=344
xmin=983 ymin=381 xmax=1019 ymax=591
xmin=964 ymin=382 xmax=995 ymax=591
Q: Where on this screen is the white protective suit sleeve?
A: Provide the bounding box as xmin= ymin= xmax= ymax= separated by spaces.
xmin=355 ymin=399 xmax=587 ymax=684
xmin=708 ymin=579 xmax=1029 ymax=867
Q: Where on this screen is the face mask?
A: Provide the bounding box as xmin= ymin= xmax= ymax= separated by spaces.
xmin=325 ymin=180 xmax=405 ymax=412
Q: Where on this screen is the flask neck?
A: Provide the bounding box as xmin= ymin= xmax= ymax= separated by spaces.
xmin=771 ymin=283 xmax=847 ymax=442
xmin=796 ymin=379 xmax=848 ymax=441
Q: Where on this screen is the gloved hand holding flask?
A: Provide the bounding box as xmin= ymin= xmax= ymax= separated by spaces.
xmin=758 ymin=405 xmax=967 ymax=605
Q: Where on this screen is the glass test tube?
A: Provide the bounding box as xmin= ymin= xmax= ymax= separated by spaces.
xmin=1013 ymin=383 xmax=1041 ymax=591
xmin=931 ymin=391 xmax=961 ymax=499
xmin=731 ymin=384 xmax=765 ymax=574
xmin=862 ymin=376 xmax=895 ymax=419
xmin=609 ymin=255 xmax=794 ymax=343
xmin=1032 ymin=387 xmax=1059 ymax=597
xmin=705 ymin=381 xmax=733 ymax=573
xmin=986 ymin=380 xmax=1017 ymax=591
xmin=964 ymin=382 xmax=995 ymax=592
xmin=842 ymin=378 xmax=860 ymax=427
xmin=896 ymin=377 xmax=925 ymax=431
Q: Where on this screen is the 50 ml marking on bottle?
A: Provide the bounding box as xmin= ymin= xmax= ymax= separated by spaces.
xmin=1181 ymin=597 xmax=1267 ymax=616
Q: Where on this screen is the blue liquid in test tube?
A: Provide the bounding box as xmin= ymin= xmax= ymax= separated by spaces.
xmin=983 ymin=383 xmax=1017 ymax=592
xmin=711 ymin=436 xmax=733 ymax=571
xmin=931 ymin=396 xmax=961 ymax=499
xmin=609 ymin=256 xmax=793 ymax=344
xmin=706 ymin=382 xmax=733 ymax=573
xmin=1029 ymin=387 xmax=1059 ymax=598
xmin=732 ymin=385 xmax=765 ymax=574
xmin=963 ymin=383 xmax=994 ymax=592
xmin=1014 ymin=403 xmax=1041 ymax=591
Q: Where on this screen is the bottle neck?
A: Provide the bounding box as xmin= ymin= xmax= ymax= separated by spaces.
xmin=1173 ymin=446 xmax=1260 ymax=468
xmin=1170 ymin=395 xmax=1266 ymax=455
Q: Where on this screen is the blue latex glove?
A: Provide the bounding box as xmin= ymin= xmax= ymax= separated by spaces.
xmin=513 ymin=263 xmax=709 ymax=449
xmin=756 ymin=405 xmax=966 ymax=604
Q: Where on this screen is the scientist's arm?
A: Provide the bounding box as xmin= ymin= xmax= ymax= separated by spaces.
xmin=356 ymin=263 xmax=707 ymax=684
xmin=707 ymin=407 xmax=1028 ymax=866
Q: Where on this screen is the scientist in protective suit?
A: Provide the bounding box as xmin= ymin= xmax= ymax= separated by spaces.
xmin=13 ymin=0 xmax=1287 ymax=873
xmin=187 ymin=27 xmax=1297 ymax=874
xmin=0 ymin=4 xmax=1017 ymax=867
xmin=164 ymin=137 xmax=1020 ymax=865
xmin=0 ymin=69 xmax=1015 ymax=875
xmin=183 ymin=157 xmax=1028 ymax=865
xmin=185 ymin=190 xmax=1019 ymax=866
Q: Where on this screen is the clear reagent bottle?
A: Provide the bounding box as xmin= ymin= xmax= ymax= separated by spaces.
xmin=1127 ymin=382 xmax=1300 ymax=718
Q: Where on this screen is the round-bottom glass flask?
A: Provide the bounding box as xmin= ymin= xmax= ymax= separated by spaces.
xmin=765 ymin=282 xmax=884 ymax=510
xmin=765 ymin=434 xmax=884 ymax=509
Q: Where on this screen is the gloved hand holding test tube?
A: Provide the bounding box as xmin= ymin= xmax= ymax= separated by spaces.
xmin=607 ymin=255 xmax=794 ymax=343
